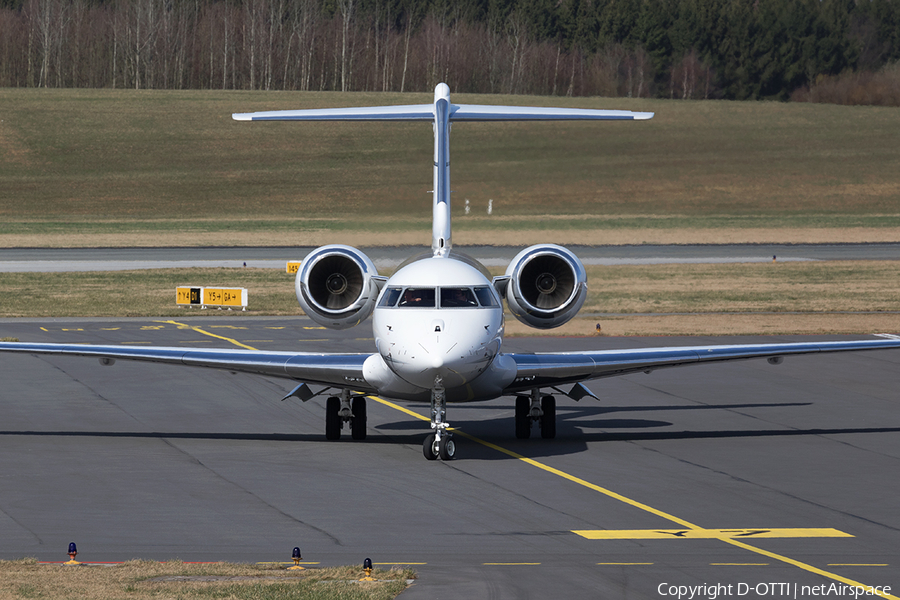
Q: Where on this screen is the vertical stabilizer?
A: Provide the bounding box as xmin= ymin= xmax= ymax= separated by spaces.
xmin=432 ymin=83 xmax=452 ymax=256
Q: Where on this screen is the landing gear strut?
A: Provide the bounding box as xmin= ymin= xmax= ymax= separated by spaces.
xmin=515 ymin=390 xmax=556 ymax=439
xmin=423 ymin=376 xmax=455 ymax=460
xmin=324 ymin=390 xmax=367 ymax=441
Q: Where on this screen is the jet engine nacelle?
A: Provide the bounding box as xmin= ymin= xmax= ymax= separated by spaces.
xmin=503 ymin=244 xmax=587 ymax=329
xmin=295 ymin=245 xmax=383 ymax=329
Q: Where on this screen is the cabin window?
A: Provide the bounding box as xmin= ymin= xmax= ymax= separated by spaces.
xmin=440 ymin=287 xmax=478 ymax=308
xmin=397 ymin=288 xmax=436 ymax=307
xmin=378 ymin=287 xmax=403 ymax=307
xmin=473 ymin=286 xmax=499 ymax=307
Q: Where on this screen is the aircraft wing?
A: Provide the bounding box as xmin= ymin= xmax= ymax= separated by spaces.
xmin=0 ymin=342 xmax=374 ymax=392
xmin=504 ymin=337 xmax=900 ymax=394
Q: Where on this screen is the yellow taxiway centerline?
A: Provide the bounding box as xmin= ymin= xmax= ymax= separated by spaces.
xmin=157 ymin=320 xmax=258 ymax=350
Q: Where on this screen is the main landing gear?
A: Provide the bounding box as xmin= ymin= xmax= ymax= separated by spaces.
xmin=324 ymin=390 xmax=367 ymax=441
xmin=423 ymin=376 xmax=456 ymax=460
xmin=515 ymin=390 xmax=556 ymax=439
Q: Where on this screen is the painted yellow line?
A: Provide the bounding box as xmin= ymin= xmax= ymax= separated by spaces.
xmin=574 ymin=528 xmax=852 ymax=540
xmin=829 ymin=564 xmax=889 ymax=567
xmin=483 ymin=563 xmax=541 ymax=566
xmin=256 ymin=561 xmax=321 ymax=565
xmin=711 ymin=563 xmax=769 ymax=566
xmin=369 ymin=396 xmax=897 ymax=599
xmin=722 ymin=538 xmax=897 ymax=599
xmin=597 ymin=562 xmax=654 ymax=565
xmin=157 ymin=320 xmax=258 ymax=350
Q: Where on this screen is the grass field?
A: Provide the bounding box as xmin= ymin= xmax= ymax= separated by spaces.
xmin=1 ymin=261 xmax=897 ymax=336
xmin=1 ymin=89 xmax=899 ymax=247
xmin=0 ymin=559 xmax=413 ymax=600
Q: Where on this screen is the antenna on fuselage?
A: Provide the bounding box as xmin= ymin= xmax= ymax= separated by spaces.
xmin=232 ymin=85 xmax=653 ymax=257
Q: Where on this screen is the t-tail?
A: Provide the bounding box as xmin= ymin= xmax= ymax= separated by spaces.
xmin=233 ymin=84 xmax=653 ymax=256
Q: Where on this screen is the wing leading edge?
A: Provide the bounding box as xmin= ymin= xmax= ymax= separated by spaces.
xmin=504 ymin=337 xmax=900 ymax=394
xmin=0 ymin=342 xmax=374 ymax=392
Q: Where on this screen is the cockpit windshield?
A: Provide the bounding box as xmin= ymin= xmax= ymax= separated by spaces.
xmin=378 ymin=287 xmax=403 ymax=307
xmin=440 ymin=287 xmax=478 ymax=308
xmin=397 ymin=288 xmax=436 ymax=307
xmin=378 ymin=285 xmax=499 ymax=309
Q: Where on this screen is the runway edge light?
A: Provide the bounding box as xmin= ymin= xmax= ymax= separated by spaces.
xmin=288 ymin=546 xmax=304 ymax=570
xmin=360 ymin=557 xmax=375 ymax=581
xmin=65 ymin=542 xmax=81 ymax=565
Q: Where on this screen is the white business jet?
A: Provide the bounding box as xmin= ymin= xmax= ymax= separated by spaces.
xmin=2 ymin=83 xmax=899 ymax=461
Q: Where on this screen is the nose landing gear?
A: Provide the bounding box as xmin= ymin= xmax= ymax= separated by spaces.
xmin=423 ymin=376 xmax=455 ymax=460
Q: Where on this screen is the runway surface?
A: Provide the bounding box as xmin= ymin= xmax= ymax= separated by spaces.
xmin=1 ymin=243 xmax=898 ymax=271
xmin=0 ymin=317 xmax=898 ymax=598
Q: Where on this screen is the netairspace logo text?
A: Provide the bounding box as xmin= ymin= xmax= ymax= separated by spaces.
xmin=657 ymin=582 xmax=892 ymax=599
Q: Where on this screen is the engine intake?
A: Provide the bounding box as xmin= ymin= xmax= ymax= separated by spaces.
xmin=503 ymin=244 xmax=587 ymax=329
xmin=296 ymin=245 xmax=382 ymax=329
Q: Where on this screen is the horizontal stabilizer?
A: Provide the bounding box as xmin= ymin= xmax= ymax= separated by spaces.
xmin=449 ymin=104 xmax=653 ymax=121
xmin=233 ymin=104 xmax=434 ymax=121
xmin=233 ymin=103 xmax=653 ymax=123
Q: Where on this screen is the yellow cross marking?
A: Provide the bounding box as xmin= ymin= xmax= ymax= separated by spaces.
xmin=574 ymin=528 xmax=852 ymax=540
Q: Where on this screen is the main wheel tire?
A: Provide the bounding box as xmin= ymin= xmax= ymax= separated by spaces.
xmin=540 ymin=395 xmax=556 ymax=439
xmin=515 ymin=397 xmax=530 ymax=439
xmin=351 ymin=397 xmax=367 ymax=440
xmin=423 ymin=433 xmax=438 ymax=460
xmin=325 ymin=396 xmax=341 ymax=440
xmin=439 ymin=435 xmax=456 ymax=460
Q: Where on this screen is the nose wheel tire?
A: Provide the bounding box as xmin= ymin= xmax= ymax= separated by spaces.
xmin=423 ymin=433 xmax=455 ymax=460
xmin=423 ymin=433 xmax=438 ymax=460
xmin=439 ymin=435 xmax=456 ymax=460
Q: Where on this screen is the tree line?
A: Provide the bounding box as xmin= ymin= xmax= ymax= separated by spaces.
xmin=0 ymin=0 xmax=898 ymax=102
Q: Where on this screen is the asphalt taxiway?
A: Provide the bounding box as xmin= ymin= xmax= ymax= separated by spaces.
xmin=0 ymin=317 xmax=898 ymax=598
